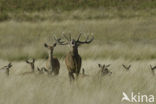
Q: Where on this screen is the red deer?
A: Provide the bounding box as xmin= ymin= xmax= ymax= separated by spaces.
xmin=26 ymin=59 xmax=35 ymax=72
xmin=0 ymin=63 xmax=12 ymax=76
xmin=98 ymin=64 xmax=112 ymax=76
xmin=56 ymin=33 xmax=94 ymax=81
xmin=22 ymin=59 xmax=36 ymax=75
xmin=44 ymin=42 xmax=60 ymax=76
xmin=122 ymin=64 xmax=131 ymax=71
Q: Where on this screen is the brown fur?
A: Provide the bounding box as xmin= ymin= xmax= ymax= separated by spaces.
xmin=44 ymin=43 xmax=60 ymax=75
xmin=55 ymin=33 xmax=94 ymax=81
xmin=65 ymin=51 xmax=81 ymax=80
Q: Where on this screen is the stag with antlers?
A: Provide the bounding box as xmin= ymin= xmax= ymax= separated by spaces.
xmin=44 ymin=42 xmax=60 ymax=76
xmin=0 ymin=63 xmax=12 ymax=76
xmin=55 ymin=33 xmax=94 ymax=81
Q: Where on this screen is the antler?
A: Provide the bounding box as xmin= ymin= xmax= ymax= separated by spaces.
xmin=63 ymin=33 xmax=71 ymax=42
xmin=122 ymin=64 xmax=131 ymax=70
xmin=77 ymin=34 xmax=94 ymax=44
xmin=54 ymin=35 xmax=68 ymax=45
xmin=77 ymin=33 xmax=81 ymax=41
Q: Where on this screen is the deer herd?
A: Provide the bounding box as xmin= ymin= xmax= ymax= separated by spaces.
xmin=0 ymin=33 xmax=156 ymax=81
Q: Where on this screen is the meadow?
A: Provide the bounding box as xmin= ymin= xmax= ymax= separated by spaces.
xmin=1 ymin=2 xmax=156 ymax=104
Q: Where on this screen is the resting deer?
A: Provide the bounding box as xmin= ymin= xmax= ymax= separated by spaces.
xmin=0 ymin=63 xmax=12 ymax=76
xmin=150 ymin=65 xmax=156 ymax=75
xmin=55 ymin=33 xmax=94 ymax=81
xmin=22 ymin=59 xmax=36 ymax=75
xmin=26 ymin=59 xmax=35 ymax=72
xmin=98 ymin=64 xmax=112 ymax=76
xmin=44 ymin=42 xmax=60 ymax=76
xmin=37 ymin=67 xmax=44 ymax=74
xmin=122 ymin=64 xmax=131 ymax=71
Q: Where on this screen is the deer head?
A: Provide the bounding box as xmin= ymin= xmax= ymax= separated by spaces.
xmin=150 ymin=64 xmax=156 ymax=75
xmin=25 ymin=58 xmax=35 ymax=72
xmin=98 ymin=64 xmax=112 ymax=76
xmin=44 ymin=42 xmax=57 ymax=52
xmin=0 ymin=63 xmax=13 ymax=76
xmin=37 ymin=67 xmax=45 ymax=74
xmin=122 ymin=64 xmax=131 ymax=71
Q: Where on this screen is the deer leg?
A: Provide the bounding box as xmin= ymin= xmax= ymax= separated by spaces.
xmin=6 ymin=69 xmax=9 ymax=76
xmin=69 ymin=72 xmax=75 ymax=81
xmin=75 ymin=72 xmax=79 ymax=80
xmin=152 ymin=70 xmax=155 ymax=76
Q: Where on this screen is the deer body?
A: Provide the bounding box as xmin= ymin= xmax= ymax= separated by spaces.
xmin=55 ymin=33 xmax=94 ymax=81
xmin=65 ymin=49 xmax=82 ymax=80
xmin=44 ymin=43 xmax=60 ymax=75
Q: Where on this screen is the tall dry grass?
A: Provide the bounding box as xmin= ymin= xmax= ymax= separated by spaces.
xmin=0 ymin=59 xmax=155 ymax=104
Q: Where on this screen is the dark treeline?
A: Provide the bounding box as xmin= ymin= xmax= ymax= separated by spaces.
xmin=0 ymin=0 xmax=156 ymax=12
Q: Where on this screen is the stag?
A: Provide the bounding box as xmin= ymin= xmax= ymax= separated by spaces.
xmin=122 ymin=64 xmax=131 ymax=71
xmin=98 ymin=64 xmax=112 ymax=76
xmin=0 ymin=63 xmax=12 ymax=76
xmin=44 ymin=42 xmax=60 ymax=76
xmin=55 ymin=33 xmax=94 ymax=81
xmin=150 ymin=64 xmax=156 ymax=75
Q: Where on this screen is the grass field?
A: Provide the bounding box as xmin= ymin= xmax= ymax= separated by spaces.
xmin=0 ymin=59 xmax=156 ymax=104
xmin=0 ymin=5 xmax=156 ymax=104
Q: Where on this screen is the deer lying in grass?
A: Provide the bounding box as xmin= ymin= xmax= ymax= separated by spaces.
xmin=56 ymin=33 xmax=94 ymax=81
xmin=37 ymin=67 xmax=44 ymax=74
xmin=98 ymin=64 xmax=112 ymax=76
xmin=44 ymin=42 xmax=60 ymax=76
xmin=37 ymin=67 xmax=51 ymax=75
xmin=122 ymin=64 xmax=131 ymax=71
xmin=0 ymin=63 xmax=12 ymax=76
xmin=150 ymin=65 xmax=156 ymax=75
xmin=22 ymin=59 xmax=36 ymax=75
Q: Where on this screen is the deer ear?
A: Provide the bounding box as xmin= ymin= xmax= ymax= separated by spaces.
xmin=103 ymin=64 xmax=105 ymax=68
xmin=106 ymin=64 xmax=111 ymax=67
xmin=37 ymin=67 xmax=40 ymax=71
xmin=25 ymin=60 xmax=29 ymax=63
xmin=44 ymin=43 xmax=48 ymax=47
xmin=98 ymin=64 xmax=102 ymax=68
xmin=53 ymin=43 xmax=57 ymax=47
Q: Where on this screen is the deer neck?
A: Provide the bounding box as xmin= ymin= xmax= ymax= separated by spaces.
xmin=31 ymin=64 xmax=35 ymax=72
xmin=72 ymin=46 xmax=79 ymax=56
xmin=49 ymin=50 xmax=54 ymax=61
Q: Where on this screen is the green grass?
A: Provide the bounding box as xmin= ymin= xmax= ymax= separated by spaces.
xmin=1 ymin=0 xmax=156 ymax=12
